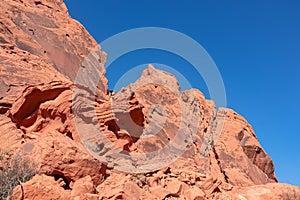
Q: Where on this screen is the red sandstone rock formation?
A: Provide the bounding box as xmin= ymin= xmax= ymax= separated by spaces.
xmin=0 ymin=0 xmax=299 ymax=200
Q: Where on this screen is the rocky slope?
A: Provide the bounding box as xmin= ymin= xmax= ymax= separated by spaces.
xmin=0 ymin=0 xmax=299 ymax=199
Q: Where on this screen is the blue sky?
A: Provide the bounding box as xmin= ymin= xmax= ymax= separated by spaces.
xmin=65 ymin=0 xmax=300 ymax=185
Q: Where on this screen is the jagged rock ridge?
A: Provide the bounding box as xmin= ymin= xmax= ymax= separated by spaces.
xmin=0 ymin=0 xmax=299 ymax=199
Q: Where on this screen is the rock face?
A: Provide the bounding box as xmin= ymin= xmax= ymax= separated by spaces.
xmin=0 ymin=0 xmax=108 ymax=108
xmin=0 ymin=0 xmax=299 ymax=200
xmin=209 ymin=182 xmax=300 ymax=200
xmin=11 ymin=174 xmax=72 ymax=200
xmin=20 ymin=131 xmax=106 ymax=186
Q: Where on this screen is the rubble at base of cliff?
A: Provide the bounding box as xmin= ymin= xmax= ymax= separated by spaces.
xmin=0 ymin=0 xmax=299 ymax=199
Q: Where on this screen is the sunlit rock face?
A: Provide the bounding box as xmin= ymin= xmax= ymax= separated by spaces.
xmin=0 ymin=0 xmax=299 ymax=199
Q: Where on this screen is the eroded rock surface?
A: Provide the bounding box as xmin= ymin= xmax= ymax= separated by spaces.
xmin=0 ymin=0 xmax=299 ymax=199
xmin=0 ymin=0 xmax=108 ymax=106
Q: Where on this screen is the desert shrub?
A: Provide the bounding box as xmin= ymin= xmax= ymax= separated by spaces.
xmin=0 ymin=153 xmax=37 ymax=200
xmin=0 ymin=148 xmax=10 ymax=161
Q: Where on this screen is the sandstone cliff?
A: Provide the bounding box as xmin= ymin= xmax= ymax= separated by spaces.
xmin=0 ymin=0 xmax=299 ymax=200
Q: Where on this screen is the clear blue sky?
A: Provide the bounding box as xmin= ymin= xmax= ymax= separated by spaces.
xmin=65 ymin=0 xmax=300 ymax=185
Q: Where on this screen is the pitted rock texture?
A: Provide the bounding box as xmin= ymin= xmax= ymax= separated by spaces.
xmin=19 ymin=131 xmax=107 ymax=186
xmin=212 ymin=108 xmax=277 ymax=187
xmin=92 ymin=65 xmax=277 ymax=186
xmin=0 ymin=0 xmax=299 ymax=200
xmin=0 ymin=0 xmax=108 ymax=106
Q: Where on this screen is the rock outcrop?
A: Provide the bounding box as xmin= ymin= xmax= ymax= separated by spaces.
xmin=0 ymin=0 xmax=108 ymax=107
xmin=0 ymin=0 xmax=299 ymax=200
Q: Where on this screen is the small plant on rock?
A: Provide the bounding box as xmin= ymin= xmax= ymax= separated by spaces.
xmin=0 ymin=153 xmax=37 ymax=200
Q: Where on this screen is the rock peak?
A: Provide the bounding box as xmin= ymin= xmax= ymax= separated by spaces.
xmin=135 ymin=64 xmax=181 ymax=94
xmin=147 ymin=63 xmax=155 ymax=70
